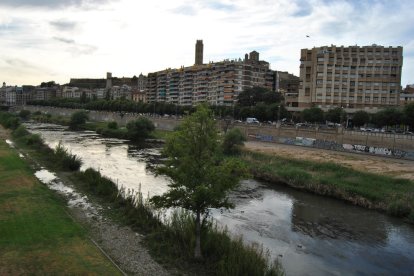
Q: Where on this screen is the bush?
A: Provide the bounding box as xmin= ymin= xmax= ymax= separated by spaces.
xmin=54 ymin=142 xmax=82 ymax=171
xmin=0 ymin=112 xmax=21 ymax=130
xmin=223 ymin=128 xmax=246 ymax=155
xmin=126 ymin=117 xmax=155 ymax=142
xmin=69 ymin=111 xmax=88 ymax=130
xmin=25 ymin=134 xmax=44 ymax=147
xmin=12 ymin=125 xmax=30 ymax=138
xmin=18 ymin=110 xmax=31 ymax=120
xmin=107 ymin=121 xmax=118 ymax=129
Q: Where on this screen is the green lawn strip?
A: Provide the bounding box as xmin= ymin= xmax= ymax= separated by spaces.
xmin=0 ymin=140 xmax=122 ymax=275
xmin=242 ymin=151 xmax=414 ymax=222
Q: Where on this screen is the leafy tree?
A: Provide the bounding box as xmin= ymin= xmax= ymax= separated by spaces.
xmin=325 ymin=107 xmax=345 ymax=124
xmin=150 ymin=105 xmax=246 ymax=259
xmin=80 ymin=92 xmax=88 ymax=103
xmin=222 ymin=128 xmax=246 ymax=155
xmin=40 ymin=81 xmax=56 ymax=88
xmin=372 ymin=108 xmax=402 ymax=128
xmin=69 ymin=111 xmax=88 ymax=130
xmin=301 ymin=107 xmax=324 ymax=123
xmin=126 ymin=117 xmax=155 ymax=142
xmin=403 ymin=103 xmax=414 ymax=130
xmin=352 ymin=111 xmax=370 ymax=127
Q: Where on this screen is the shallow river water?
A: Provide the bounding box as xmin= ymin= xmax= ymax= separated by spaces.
xmin=26 ymin=123 xmax=414 ymax=275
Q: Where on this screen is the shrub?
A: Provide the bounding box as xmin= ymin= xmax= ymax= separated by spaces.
xmin=107 ymin=121 xmax=118 ymax=129
xmin=69 ymin=111 xmax=88 ymax=130
xmin=18 ymin=110 xmax=31 ymax=120
xmin=223 ymin=128 xmax=246 ymax=155
xmin=126 ymin=117 xmax=155 ymax=142
xmin=54 ymin=142 xmax=82 ymax=171
xmin=25 ymin=134 xmax=44 ymax=147
xmin=12 ymin=125 xmax=30 ymax=138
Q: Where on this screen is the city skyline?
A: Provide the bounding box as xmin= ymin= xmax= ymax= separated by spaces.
xmin=1 ymin=0 xmax=413 ymax=86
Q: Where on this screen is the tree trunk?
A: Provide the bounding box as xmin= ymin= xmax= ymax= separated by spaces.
xmin=194 ymin=211 xmax=202 ymax=259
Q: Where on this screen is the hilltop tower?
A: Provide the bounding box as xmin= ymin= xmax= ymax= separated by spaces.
xmin=106 ymin=72 xmax=112 ymax=89
xmin=195 ymin=40 xmax=203 ymax=65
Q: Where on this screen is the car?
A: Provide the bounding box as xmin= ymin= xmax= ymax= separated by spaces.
xmin=246 ymin=118 xmax=260 ymax=124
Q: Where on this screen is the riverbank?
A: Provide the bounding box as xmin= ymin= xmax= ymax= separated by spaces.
xmin=0 ymin=131 xmax=122 ymax=275
xmin=240 ymin=148 xmax=414 ymax=223
xmin=1 ymin=114 xmax=284 ymax=275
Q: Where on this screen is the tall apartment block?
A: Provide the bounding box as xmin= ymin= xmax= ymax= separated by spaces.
xmin=146 ymin=41 xmax=274 ymax=106
xmin=298 ymin=45 xmax=403 ymax=112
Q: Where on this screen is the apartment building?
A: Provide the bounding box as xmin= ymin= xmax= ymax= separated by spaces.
xmin=145 ymin=47 xmax=273 ymax=106
xmin=298 ymin=45 xmax=403 ymax=113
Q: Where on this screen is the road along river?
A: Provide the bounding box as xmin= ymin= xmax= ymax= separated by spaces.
xmin=26 ymin=123 xmax=414 ymax=276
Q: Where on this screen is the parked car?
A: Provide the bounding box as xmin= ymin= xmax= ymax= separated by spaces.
xmin=246 ymin=118 xmax=260 ymax=124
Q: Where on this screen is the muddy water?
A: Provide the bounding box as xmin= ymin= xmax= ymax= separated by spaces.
xmin=26 ymin=123 xmax=414 ymax=276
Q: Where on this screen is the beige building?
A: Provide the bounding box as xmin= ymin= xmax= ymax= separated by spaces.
xmin=297 ymin=45 xmax=403 ymax=113
xmin=145 ymin=42 xmax=274 ymax=106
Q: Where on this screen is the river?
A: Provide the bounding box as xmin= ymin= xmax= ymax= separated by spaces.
xmin=25 ymin=123 xmax=414 ymax=275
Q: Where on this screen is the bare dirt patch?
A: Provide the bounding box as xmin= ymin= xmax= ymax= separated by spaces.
xmin=1 ymin=175 xmax=35 ymax=191
xmin=245 ymin=141 xmax=414 ymax=181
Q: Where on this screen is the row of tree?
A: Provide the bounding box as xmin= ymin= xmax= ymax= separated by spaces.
xmin=300 ymin=104 xmax=414 ymax=129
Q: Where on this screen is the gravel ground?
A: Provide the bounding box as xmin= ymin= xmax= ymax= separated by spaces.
xmin=70 ymin=207 xmax=170 ymax=276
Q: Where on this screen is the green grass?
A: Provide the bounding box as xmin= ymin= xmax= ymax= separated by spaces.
xmin=0 ymin=139 xmax=122 ymax=275
xmin=241 ymin=150 xmax=414 ymax=222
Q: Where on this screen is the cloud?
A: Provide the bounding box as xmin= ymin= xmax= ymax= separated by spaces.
xmin=293 ymin=0 xmax=313 ymax=17
xmin=0 ymin=0 xmax=116 ymax=8
xmin=171 ymin=4 xmax=198 ymax=16
xmin=53 ymin=37 xmax=75 ymax=44
xmin=50 ymin=20 xmax=77 ymax=31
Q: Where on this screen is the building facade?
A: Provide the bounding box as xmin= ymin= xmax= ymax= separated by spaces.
xmin=298 ymin=45 xmax=403 ymax=113
xmin=145 ymin=49 xmax=273 ymax=106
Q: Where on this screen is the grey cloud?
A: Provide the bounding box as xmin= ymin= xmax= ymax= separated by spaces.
xmin=52 ymin=36 xmax=97 ymax=55
xmin=53 ymin=36 xmax=75 ymax=44
xmin=50 ymin=20 xmax=77 ymax=31
xmin=4 ymin=58 xmax=39 ymax=69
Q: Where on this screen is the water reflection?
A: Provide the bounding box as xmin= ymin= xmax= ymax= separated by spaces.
xmin=25 ymin=123 xmax=414 ymax=276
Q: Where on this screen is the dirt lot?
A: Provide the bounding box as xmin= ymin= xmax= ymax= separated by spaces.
xmin=245 ymin=141 xmax=414 ymax=181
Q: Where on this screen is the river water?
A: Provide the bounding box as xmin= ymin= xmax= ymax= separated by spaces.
xmin=25 ymin=123 xmax=414 ymax=275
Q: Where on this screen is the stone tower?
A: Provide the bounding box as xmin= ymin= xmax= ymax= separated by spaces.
xmin=195 ymin=40 xmax=203 ymax=65
xmin=106 ymin=72 xmax=112 ymax=89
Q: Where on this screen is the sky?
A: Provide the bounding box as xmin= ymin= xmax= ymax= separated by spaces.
xmin=0 ymin=0 xmax=413 ymax=87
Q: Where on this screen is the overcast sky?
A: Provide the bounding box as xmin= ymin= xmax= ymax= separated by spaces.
xmin=1 ymin=0 xmax=413 ymax=87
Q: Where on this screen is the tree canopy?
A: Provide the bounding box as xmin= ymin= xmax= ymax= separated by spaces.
xmin=301 ymin=107 xmax=324 ymax=123
xmin=150 ymin=105 xmax=246 ymax=258
xmin=352 ymin=111 xmax=370 ymax=127
xmin=237 ymin=86 xmax=282 ymax=107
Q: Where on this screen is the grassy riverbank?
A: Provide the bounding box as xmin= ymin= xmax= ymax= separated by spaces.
xmin=241 ymin=150 xmax=414 ymax=223
xmin=0 ymin=139 xmax=121 ymax=275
